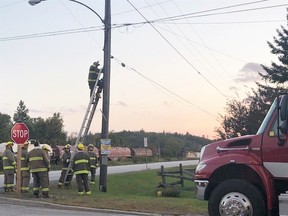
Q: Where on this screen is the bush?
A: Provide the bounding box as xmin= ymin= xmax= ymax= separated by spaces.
xmin=155 ymin=186 xmax=180 ymax=197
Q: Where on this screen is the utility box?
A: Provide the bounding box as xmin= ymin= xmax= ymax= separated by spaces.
xmin=279 ymin=192 xmax=288 ymax=216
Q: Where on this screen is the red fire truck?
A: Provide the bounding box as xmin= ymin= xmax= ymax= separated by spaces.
xmin=194 ymin=94 xmax=288 ymax=216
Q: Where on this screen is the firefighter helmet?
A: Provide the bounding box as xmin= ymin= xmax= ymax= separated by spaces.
xmin=5 ymin=141 xmax=14 ymax=147
xmin=87 ymin=144 xmax=94 ymax=149
xmin=42 ymin=145 xmax=50 ymax=152
xmin=77 ymin=143 xmax=85 ymax=150
xmin=64 ymin=144 xmax=71 ymax=149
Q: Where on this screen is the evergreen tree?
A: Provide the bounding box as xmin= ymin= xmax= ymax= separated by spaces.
xmin=216 ymin=10 xmax=288 ymax=139
xmin=261 ymin=11 xmax=288 ymax=85
xmin=13 ymin=100 xmax=30 ymax=123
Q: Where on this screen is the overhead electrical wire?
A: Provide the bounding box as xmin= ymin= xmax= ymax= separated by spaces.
xmin=1 ymin=1 xmax=287 ymax=41
xmin=171 ymin=0 xmax=234 ymax=91
xmin=0 ymin=26 xmax=104 ymax=41
xmin=111 ymin=56 xmax=218 ymax=118
xmin=1 ymin=0 xmax=284 ymax=120
xmin=151 ymin=3 xmax=288 ymax=23
xmin=126 ymin=0 xmax=228 ymax=98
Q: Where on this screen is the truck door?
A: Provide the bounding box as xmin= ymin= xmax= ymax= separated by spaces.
xmin=262 ymin=107 xmax=288 ymax=178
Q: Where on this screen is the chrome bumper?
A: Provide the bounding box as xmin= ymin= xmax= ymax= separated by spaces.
xmin=194 ymin=180 xmax=209 ymax=200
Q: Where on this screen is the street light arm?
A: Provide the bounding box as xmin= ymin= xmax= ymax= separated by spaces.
xmin=69 ymin=0 xmax=104 ymax=24
xmin=28 ymin=0 xmax=104 ymax=24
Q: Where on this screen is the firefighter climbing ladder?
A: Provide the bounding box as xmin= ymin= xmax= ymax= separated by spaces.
xmin=63 ymin=70 xmax=103 ymax=184
xmin=75 ymin=70 xmax=103 ymax=145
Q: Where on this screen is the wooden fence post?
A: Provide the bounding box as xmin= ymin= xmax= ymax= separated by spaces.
xmin=161 ymin=165 xmax=166 ymax=186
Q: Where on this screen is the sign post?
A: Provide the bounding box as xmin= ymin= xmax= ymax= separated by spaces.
xmin=144 ymin=137 xmax=148 ymax=170
xmin=11 ymin=123 xmax=29 ymax=194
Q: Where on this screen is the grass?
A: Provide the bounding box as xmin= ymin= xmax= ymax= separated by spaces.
xmin=1 ymin=166 xmax=208 ymax=215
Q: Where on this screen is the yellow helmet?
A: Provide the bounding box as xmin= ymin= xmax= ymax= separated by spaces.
xmin=42 ymin=145 xmax=50 ymax=152
xmin=77 ymin=143 xmax=85 ymax=150
xmin=5 ymin=141 xmax=14 ymax=147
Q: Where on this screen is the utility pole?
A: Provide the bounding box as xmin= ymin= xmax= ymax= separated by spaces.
xmin=99 ymin=0 xmax=111 ymax=192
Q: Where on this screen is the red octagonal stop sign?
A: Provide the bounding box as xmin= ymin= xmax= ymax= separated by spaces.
xmin=11 ymin=123 xmax=29 ymax=144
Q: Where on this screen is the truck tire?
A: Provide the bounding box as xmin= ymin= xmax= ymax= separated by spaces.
xmin=208 ymin=179 xmax=266 ymax=216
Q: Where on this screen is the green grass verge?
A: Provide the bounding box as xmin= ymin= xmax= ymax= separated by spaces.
xmin=1 ymin=166 xmax=208 ymax=215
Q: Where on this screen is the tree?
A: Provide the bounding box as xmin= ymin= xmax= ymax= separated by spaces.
xmin=13 ymin=100 xmax=30 ymax=123
xmin=44 ymin=113 xmax=67 ymax=145
xmin=216 ymin=10 xmax=288 ymax=139
xmin=29 ymin=117 xmax=46 ymax=140
xmin=0 ymin=113 xmax=13 ymax=142
xmin=261 ymin=11 xmax=288 ymax=84
xmin=215 ymin=98 xmax=249 ymax=139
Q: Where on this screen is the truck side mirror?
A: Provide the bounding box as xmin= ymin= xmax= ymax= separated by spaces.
xmin=280 ymin=95 xmax=288 ymax=121
xmin=279 ymin=120 xmax=288 ymax=135
xmin=278 ymin=94 xmax=288 ymax=145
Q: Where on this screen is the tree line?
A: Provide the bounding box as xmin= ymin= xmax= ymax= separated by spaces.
xmin=0 ymin=101 xmax=211 ymax=157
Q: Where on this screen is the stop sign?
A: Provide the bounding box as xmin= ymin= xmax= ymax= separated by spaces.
xmin=11 ymin=123 xmax=29 ymax=144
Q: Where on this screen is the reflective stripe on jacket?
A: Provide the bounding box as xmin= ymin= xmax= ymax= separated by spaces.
xmin=3 ymin=149 xmax=16 ymax=170
xmin=27 ymin=147 xmax=50 ymax=173
xmin=21 ymin=148 xmax=29 ymax=171
xmin=72 ymin=151 xmax=90 ymax=175
xmin=88 ymin=64 xmax=100 ymax=82
xmin=87 ymin=151 xmax=98 ymax=168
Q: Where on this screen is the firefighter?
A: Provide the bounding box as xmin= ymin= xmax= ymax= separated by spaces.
xmin=58 ymin=144 xmax=73 ymax=188
xmin=3 ymin=141 xmax=16 ymax=192
xmin=72 ymin=143 xmax=91 ymax=195
xmin=88 ymin=61 xmax=101 ymax=97
xmin=26 ymin=140 xmax=50 ymax=198
xmin=20 ymin=142 xmax=30 ymax=193
xmin=87 ymin=144 xmax=98 ymax=184
xmin=42 ymin=145 xmax=51 ymax=185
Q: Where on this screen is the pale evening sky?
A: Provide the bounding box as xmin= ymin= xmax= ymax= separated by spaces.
xmin=1 ymin=0 xmax=287 ymax=139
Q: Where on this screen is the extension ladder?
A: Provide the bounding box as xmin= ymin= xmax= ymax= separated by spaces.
xmin=63 ymin=69 xmax=103 ymax=184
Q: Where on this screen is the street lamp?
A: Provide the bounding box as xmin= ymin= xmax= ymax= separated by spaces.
xmin=28 ymin=0 xmax=111 ymax=192
xmin=28 ymin=0 xmax=104 ymax=23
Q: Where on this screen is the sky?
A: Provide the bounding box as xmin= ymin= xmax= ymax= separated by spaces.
xmin=1 ymin=0 xmax=288 ymax=139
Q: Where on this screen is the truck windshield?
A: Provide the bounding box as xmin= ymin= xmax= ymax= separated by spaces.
xmin=256 ymin=99 xmax=276 ymax=135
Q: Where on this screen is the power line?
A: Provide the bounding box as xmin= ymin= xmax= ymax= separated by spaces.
xmin=1 ymin=1 xmax=286 ymax=41
xmin=126 ymin=0 xmax=227 ymax=98
xmin=153 ymin=3 xmax=288 ymax=23
xmin=0 ymin=0 xmax=25 ymax=9
xmin=0 ymin=26 xmax=104 ymax=41
xmin=112 ymin=56 xmax=218 ymax=118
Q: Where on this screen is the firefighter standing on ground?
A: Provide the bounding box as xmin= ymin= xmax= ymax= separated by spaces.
xmin=87 ymin=144 xmax=98 ymax=184
xmin=20 ymin=142 xmax=30 ymax=193
xmin=42 ymin=145 xmax=51 ymax=185
xmin=72 ymin=143 xmax=91 ymax=195
xmin=26 ymin=140 xmax=50 ymax=198
xmin=58 ymin=144 xmax=73 ymax=188
xmin=3 ymin=141 xmax=16 ymax=192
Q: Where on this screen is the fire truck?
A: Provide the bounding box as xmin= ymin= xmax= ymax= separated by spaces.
xmin=194 ymin=94 xmax=288 ymax=216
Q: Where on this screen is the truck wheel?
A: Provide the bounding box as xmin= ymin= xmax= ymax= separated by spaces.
xmin=208 ymin=179 xmax=266 ymax=216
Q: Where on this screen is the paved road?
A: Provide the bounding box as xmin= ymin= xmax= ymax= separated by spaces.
xmin=0 ymin=197 xmax=160 ymax=216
